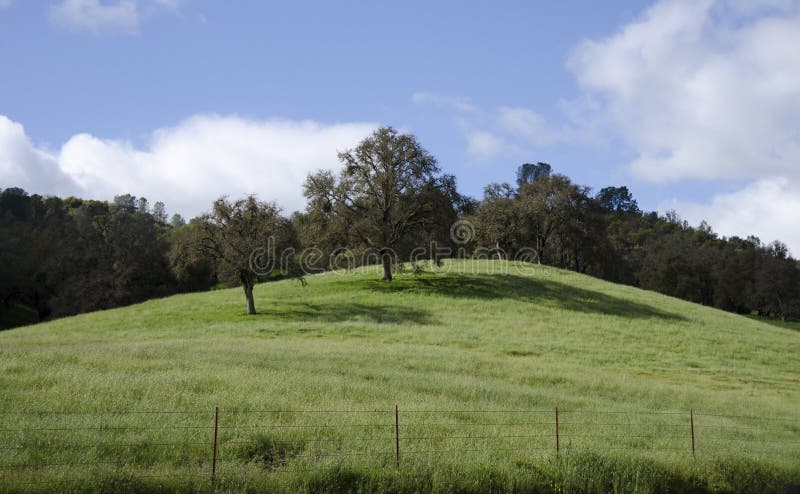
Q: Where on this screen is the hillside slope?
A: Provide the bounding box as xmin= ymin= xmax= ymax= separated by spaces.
xmin=1 ymin=260 xmax=798 ymax=493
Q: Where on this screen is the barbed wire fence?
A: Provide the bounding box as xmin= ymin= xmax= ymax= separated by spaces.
xmin=0 ymin=407 xmax=797 ymax=487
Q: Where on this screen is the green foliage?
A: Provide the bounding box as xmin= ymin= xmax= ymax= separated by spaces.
xmin=0 ymin=188 xmax=177 ymax=326
xmin=476 ymin=173 xmax=610 ymax=272
xmin=197 ymin=196 xmax=298 ymax=315
xmin=168 ymin=220 xmax=217 ymax=293
xmin=5 ymin=148 xmax=800 ymax=329
xmin=596 ymin=186 xmax=640 ymax=215
xmin=517 ymin=162 xmax=552 ymax=187
xmin=303 ymin=126 xmax=460 ymax=281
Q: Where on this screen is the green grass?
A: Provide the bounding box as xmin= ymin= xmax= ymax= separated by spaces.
xmin=746 ymin=315 xmax=800 ymax=333
xmin=0 ymin=260 xmax=798 ymax=493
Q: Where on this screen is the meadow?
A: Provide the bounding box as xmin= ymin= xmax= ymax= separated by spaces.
xmin=0 ymin=260 xmax=798 ymax=493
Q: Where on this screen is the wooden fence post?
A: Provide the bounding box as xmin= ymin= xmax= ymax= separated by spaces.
xmin=690 ymin=410 xmax=695 ymax=459
xmin=395 ymin=404 xmax=400 ymax=468
xmin=555 ymin=407 xmax=560 ymax=458
xmin=212 ymin=406 xmax=219 ymax=480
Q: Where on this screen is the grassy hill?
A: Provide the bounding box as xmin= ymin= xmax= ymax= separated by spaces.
xmin=0 ymin=260 xmax=798 ymax=493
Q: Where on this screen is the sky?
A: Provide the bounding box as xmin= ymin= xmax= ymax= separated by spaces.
xmin=1 ymin=0 xmax=799 ymax=253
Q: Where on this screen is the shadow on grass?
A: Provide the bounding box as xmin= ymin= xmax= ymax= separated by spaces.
xmin=253 ymin=302 xmax=436 ymax=325
xmin=359 ymin=273 xmax=688 ymax=321
xmin=0 ymin=303 xmax=39 ymax=331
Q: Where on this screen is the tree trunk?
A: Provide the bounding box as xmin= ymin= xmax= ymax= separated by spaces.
xmin=242 ymin=281 xmax=256 ymax=315
xmin=381 ymin=252 xmax=393 ymax=281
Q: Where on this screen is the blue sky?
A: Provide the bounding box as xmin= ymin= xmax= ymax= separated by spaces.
xmin=1 ymin=0 xmax=799 ymax=252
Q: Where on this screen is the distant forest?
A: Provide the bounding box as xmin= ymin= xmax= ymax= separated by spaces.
xmin=2 ymin=132 xmax=798 ymax=329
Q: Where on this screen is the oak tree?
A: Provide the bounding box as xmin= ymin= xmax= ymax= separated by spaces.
xmin=304 ymin=127 xmax=454 ymax=281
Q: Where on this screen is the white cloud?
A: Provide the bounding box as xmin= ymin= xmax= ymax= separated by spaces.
xmin=49 ymin=0 xmax=140 ymax=35
xmin=464 ymin=130 xmax=520 ymax=160
xmin=0 ymin=116 xmax=81 ymax=195
xmin=0 ymin=114 xmax=376 ymax=217
xmin=567 ymin=0 xmax=800 ymax=254
xmin=48 ymin=0 xmax=190 ymax=35
xmin=567 ymin=0 xmax=800 ymax=183
xmin=665 ymin=178 xmax=800 ymax=256
xmin=412 ymin=92 xmax=477 ymax=113
xmin=498 ymin=107 xmax=562 ymax=147
xmin=152 ymin=0 xmax=186 ymax=8
xmin=413 ymin=92 xmax=593 ymax=160
xmin=412 ymin=92 xmax=526 ymax=161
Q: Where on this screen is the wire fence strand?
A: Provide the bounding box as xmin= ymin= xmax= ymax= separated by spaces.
xmin=0 ymin=405 xmax=795 ymax=486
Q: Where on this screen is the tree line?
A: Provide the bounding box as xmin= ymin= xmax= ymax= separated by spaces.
xmin=1 ymin=127 xmax=798 ymax=328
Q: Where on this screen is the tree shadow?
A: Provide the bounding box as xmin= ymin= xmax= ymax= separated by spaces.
xmin=361 ymin=274 xmax=688 ymax=321
xmin=253 ymin=302 xmax=436 ymax=325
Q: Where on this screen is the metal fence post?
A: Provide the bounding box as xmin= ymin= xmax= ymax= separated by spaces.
xmin=212 ymin=406 xmax=219 ymax=480
xmin=690 ymin=410 xmax=695 ymax=459
xmin=555 ymin=407 xmax=560 ymax=458
xmin=395 ymin=404 xmax=400 ymax=468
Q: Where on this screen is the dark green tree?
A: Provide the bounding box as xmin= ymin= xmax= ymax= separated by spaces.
xmin=753 ymin=241 xmax=800 ymax=321
xmin=168 ymin=220 xmax=217 ymax=292
xmin=303 ymin=126 xmax=454 ymax=281
xmin=516 ymin=162 xmax=552 ymax=187
xmin=596 ymin=186 xmax=640 ymax=214
xmin=170 ymin=213 xmax=186 ymax=228
xmin=152 ymin=201 xmax=168 ymax=223
xmin=475 ymin=183 xmax=519 ymax=254
xmin=199 ymin=196 xmax=295 ymax=315
xmin=516 ymin=174 xmax=583 ymax=265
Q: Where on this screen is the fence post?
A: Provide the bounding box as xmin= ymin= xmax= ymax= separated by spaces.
xmin=555 ymin=406 xmax=560 ymax=458
xmin=212 ymin=406 xmax=219 ymax=480
xmin=690 ymin=410 xmax=695 ymax=459
xmin=395 ymin=404 xmax=400 ymax=468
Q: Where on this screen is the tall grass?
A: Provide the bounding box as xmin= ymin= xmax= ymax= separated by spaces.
xmin=0 ymin=260 xmax=798 ymax=492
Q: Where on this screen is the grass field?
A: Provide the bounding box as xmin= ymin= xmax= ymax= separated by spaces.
xmin=0 ymin=260 xmax=798 ymax=493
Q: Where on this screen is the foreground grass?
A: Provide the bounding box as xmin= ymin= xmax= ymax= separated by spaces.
xmin=0 ymin=260 xmax=798 ymax=493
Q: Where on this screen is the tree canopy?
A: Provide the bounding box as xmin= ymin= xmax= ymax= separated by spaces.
xmin=303 ymin=126 xmax=459 ymax=281
xmin=198 ymin=196 xmax=296 ymax=315
xmin=2 ymin=136 xmax=799 ymax=328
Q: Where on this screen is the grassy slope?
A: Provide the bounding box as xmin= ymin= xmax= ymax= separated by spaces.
xmin=0 ymin=260 xmax=798 ymax=493
xmin=746 ymin=315 xmax=800 ymax=333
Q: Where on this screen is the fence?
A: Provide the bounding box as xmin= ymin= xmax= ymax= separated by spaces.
xmin=1 ymin=406 xmax=798 ymax=487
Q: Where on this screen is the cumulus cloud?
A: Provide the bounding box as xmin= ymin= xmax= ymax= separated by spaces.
xmin=0 ymin=114 xmax=376 ymax=217
xmin=567 ymin=0 xmax=800 ymax=253
xmin=48 ymin=0 xmax=189 ymax=35
xmin=568 ymin=0 xmax=800 ymax=183
xmin=0 ymin=116 xmax=81 ymax=196
xmin=665 ymin=178 xmax=800 ymax=255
